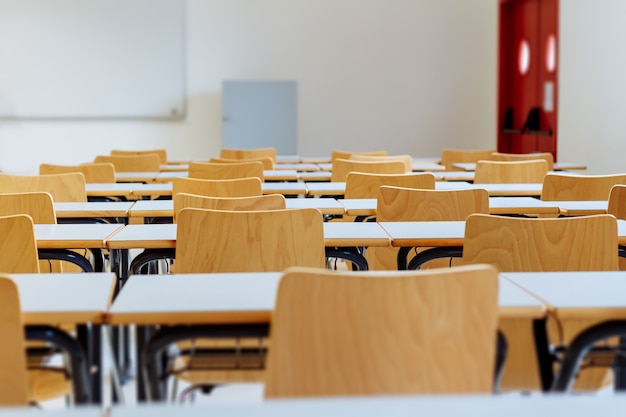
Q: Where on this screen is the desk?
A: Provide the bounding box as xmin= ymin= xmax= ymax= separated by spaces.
xmin=454 ymin=162 xmax=587 ymax=171
xmin=472 ymin=183 xmax=543 ymax=197
xmin=86 ymin=183 xmax=144 ymax=200
xmin=556 ymin=200 xmax=607 ymax=216
xmin=305 ymin=181 xmax=475 ymax=197
xmin=115 ymin=172 xmax=160 ymax=183
xmin=131 ymin=182 xmax=308 ymax=199
xmin=272 ymin=163 xmax=320 ymax=172
xmin=12 ymin=272 xmax=116 ymax=404
xmin=160 ymin=163 xmax=189 ymax=172
xmin=54 ymin=202 xmax=135 ymax=220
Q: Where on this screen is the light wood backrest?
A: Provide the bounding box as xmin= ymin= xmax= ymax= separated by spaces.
xmin=331 ymin=158 xmax=406 ymax=182
xmin=172 ymin=177 xmax=263 ymax=198
xmin=219 ymin=147 xmax=277 ymax=163
xmin=0 ymin=214 xmax=40 ymax=273
xmin=188 ymin=161 xmax=264 ymax=181
xmin=175 ymin=208 xmax=325 ymax=273
xmin=0 ymin=192 xmax=56 ymax=224
xmin=111 ymin=149 xmax=167 ymax=164
xmin=264 ymin=264 xmax=499 ymax=398
xmin=461 ymin=214 xmax=618 ymax=271
xmin=94 ymin=154 xmax=161 ymax=172
xmin=473 ymin=160 xmax=548 ymax=184
xmin=173 ymin=193 xmax=286 ymax=223
xmin=209 ymin=156 xmax=274 ymax=170
xmin=0 ymin=275 xmax=29 ymax=406
xmin=349 ymin=154 xmax=413 ymax=172
xmin=490 ymin=152 xmax=554 ymax=170
xmin=608 ymin=184 xmax=626 ymax=219
xmin=541 ymin=173 xmax=626 ymax=201
xmin=345 ymin=172 xmax=435 ymax=199
xmin=331 ymin=150 xmax=387 ymax=162
xmin=40 ymin=162 xmax=116 ymax=183
xmin=0 ymin=173 xmax=86 ymax=202
xmin=440 ymin=148 xmax=496 ymax=171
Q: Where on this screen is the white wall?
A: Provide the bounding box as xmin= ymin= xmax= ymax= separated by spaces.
xmin=559 ymin=0 xmax=626 ymax=174
xmin=0 ymin=0 xmax=497 ymax=174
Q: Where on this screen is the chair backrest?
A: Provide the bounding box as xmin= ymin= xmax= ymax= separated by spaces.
xmin=173 ymin=193 xmax=286 ymax=223
xmin=440 ymin=148 xmax=496 ymax=171
xmin=331 ymin=158 xmax=406 ymax=182
xmin=541 ymin=173 xmax=626 ymax=201
xmin=188 ymin=161 xmax=264 ymax=181
xmin=473 ymin=160 xmax=548 ymax=184
xmin=331 ymin=150 xmax=387 ymax=162
xmin=608 ymin=184 xmax=626 ymax=219
xmin=345 ymin=172 xmax=435 ymax=199
xmin=0 ymin=173 xmax=87 ymax=202
xmin=110 ymin=149 xmax=168 ymax=164
xmin=461 ymin=214 xmax=618 ymax=271
xmin=209 ymin=156 xmax=274 ymax=170
xmin=175 ymin=208 xmax=325 ymax=273
xmin=94 ymin=154 xmax=161 ymax=172
xmin=349 ymin=154 xmax=413 ymax=172
xmin=39 ymin=162 xmax=116 ymax=183
xmin=490 ymin=152 xmax=554 ymax=170
xmin=0 ymin=192 xmax=56 ymax=224
xmin=0 ymin=214 xmax=40 ymax=273
xmin=264 ymin=264 xmax=499 ymax=398
xmin=172 ymin=177 xmax=263 ymax=198
xmin=219 ymin=147 xmax=277 ymax=163
xmin=0 ymin=275 xmax=29 ymax=406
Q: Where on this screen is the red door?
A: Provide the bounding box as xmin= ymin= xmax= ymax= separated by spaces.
xmin=498 ymin=0 xmax=558 ymax=160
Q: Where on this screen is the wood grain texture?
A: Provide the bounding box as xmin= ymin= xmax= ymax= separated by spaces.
xmin=188 ymin=161 xmax=264 ymax=181
xmin=0 ymin=215 xmax=40 ymax=273
xmin=111 ymin=148 xmax=168 ymax=164
xmin=0 ymin=173 xmax=86 ymax=202
xmin=608 ymin=185 xmax=626 ymax=219
xmin=40 ymin=162 xmax=116 ymax=183
xmin=440 ymin=148 xmax=495 ymax=171
xmin=490 ymin=152 xmax=554 ymax=170
xmin=173 ymin=193 xmax=286 ymax=223
xmin=0 ymin=192 xmax=56 ymax=224
xmin=331 ymin=159 xmax=406 ymax=182
xmin=172 ymin=177 xmax=262 ymax=198
xmin=94 ymin=154 xmax=161 ymax=172
xmin=175 ymin=208 xmax=325 ymax=273
xmin=264 ymin=264 xmax=499 ymax=397
xmin=349 ymin=154 xmax=413 ymax=172
xmin=473 ymin=160 xmax=548 ymax=184
xmin=331 ymin=150 xmax=387 ymax=162
xmin=541 ymin=173 xmax=626 ymax=201
xmin=345 ymin=172 xmax=435 ymax=199
xmin=220 ymin=147 xmax=277 ymax=163
xmin=210 ymin=156 xmax=274 ymax=170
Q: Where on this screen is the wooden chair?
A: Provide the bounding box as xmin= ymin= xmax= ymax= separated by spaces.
xmin=94 ymin=154 xmax=160 ymax=172
xmin=490 ymin=152 xmax=554 ymax=170
xmin=173 ymin=193 xmax=286 ymax=223
xmin=344 ymin=172 xmax=435 ymax=199
xmin=209 ymin=156 xmax=274 ymax=170
xmin=374 ymin=186 xmax=489 ymax=270
xmin=331 ymin=158 xmax=406 ymax=182
xmin=172 ymin=177 xmax=263 ymax=198
xmin=110 ymin=149 xmax=168 ymax=164
xmin=188 ymin=161 xmax=264 ymax=181
xmin=348 ymin=154 xmax=413 ymax=172
xmin=264 ymin=264 xmax=500 ymax=398
xmin=473 ymin=160 xmax=548 ymax=184
xmin=0 ymin=173 xmax=87 ymax=202
xmin=440 ymin=148 xmax=496 ymax=171
xmin=219 ymin=147 xmax=276 ymax=163
xmin=541 ymin=173 xmax=626 ymax=201
xmin=0 ymin=214 xmax=40 ymax=274
xmin=461 ymin=213 xmax=618 ymax=392
xmin=39 ymin=162 xmax=116 ymax=183
xmin=608 ymin=184 xmax=626 ymax=219
xmin=331 ymin=150 xmax=387 ymax=162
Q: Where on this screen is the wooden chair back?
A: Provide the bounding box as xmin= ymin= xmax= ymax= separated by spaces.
xmin=0 ymin=275 xmax=29 ymax=406
xmin=473 ymin=160 xmax=548 ymax=184
xmin=175 ymin=208 xmax=325 ymax=273
xmin=219 ymin=147 xmax=276 ymax=163
xmin=541 ymin=173 xmax=626 ymax=201
xmin=345 ymin=172 xmax=435 ymax=199
xmin=331 ymin=150 xmax=387 ymax=162
xmin=0 ymin=192 xmax=56 ymax=224
xmin=440 ymin=148 xmax=496 ymax=171
xmin=0 ymin=173 xmax=86 ymax=202
xmin=209 ymin=156 xmax=274 ymax=170
xmin=94 ymin=154 xmax=160 ymax=172
xmin=173 ymin=193 xmax=286 ymax=223
xmin=608 ymin=184 xmax=626 ymax=219
xmin=172 ymin=177 xmax=263 ymax=198
xmin=188 ymin=161 xmax=264 ymax=181
xmin=349 ymin=154 xmax=413 ymax=172
xmin=461 ymin=214 xmax=618 ymax=271
xmin=111 ymin=149 xmax=168 ymax=164
xmin=0 ymin=214 xmax=40 ymax=273
xmin=264 ymin=264 xmax=499 ymax=398
xmin=39 ymin=162 xmax=116 ymax=183
xmin=490 ymin=152 xmax=554 ymax=170
xmin=331 ymin=158 xmax=406 ymax=182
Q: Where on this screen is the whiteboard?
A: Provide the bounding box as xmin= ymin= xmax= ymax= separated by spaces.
xmin=0 ymin=0 xmax=186 ymax=120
